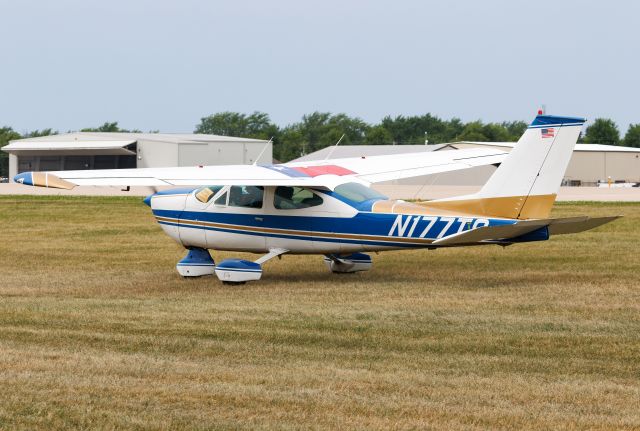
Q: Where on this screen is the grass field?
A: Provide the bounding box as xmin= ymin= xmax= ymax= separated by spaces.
xmin=0 ymin=196 xmax=639 ymax=430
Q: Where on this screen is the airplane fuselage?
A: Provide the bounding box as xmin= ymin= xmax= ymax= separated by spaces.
xmin=147 ymin=185 xmax=535 ymax=255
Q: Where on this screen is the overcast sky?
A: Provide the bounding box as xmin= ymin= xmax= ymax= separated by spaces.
xmin=1 ymin=0 xmax=638 ymax=134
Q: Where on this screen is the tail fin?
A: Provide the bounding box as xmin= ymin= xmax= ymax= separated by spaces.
xmin=424 ymin=114 xmax=585 ymax=219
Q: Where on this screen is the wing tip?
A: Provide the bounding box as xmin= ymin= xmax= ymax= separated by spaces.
xmin=14 ymin=172 xmax=76 ymax=190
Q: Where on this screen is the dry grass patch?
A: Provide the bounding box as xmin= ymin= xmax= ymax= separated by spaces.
xmin=0 ymin=196 xmax=639 ymax=430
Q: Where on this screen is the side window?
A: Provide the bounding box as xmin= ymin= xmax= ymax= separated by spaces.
xmin=229 ymin=186 xmax=264 ymax=209
xmin=274 ymin=186 xmax=323 ymax=210
xmin=214 ymin=191 xmax=228 ymax=206
xmin=333 ymin=182 xmax=386 ymax=203
xmin=195 ymin=185 xmax=223 ymax=203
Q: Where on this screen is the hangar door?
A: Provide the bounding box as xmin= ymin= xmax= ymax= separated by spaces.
xmin=178 ymin=144 xmax=208 ymax=167
xmin=209 ymin=143 xmax=244 ymax=165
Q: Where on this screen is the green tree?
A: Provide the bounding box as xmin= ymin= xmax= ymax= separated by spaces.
xmin=302 ymin=112 xmax=369 ymax=148
xmin=501 ymin=121 xmax=528 ymax=140
xmin=279 ymin=112 xmax=369 ymax=158
xmin=378 ymin=114 xmax=464 ymax=145
xmin=455 ymin=121 xmax=489 ymax=141
xmin=81 ymin=122 xmax=140 ymax=133
xmin=622 ymin=124 xmax=640 ymax=148
xmin=245 ymin=112 xmax=279 ymax=140
xmin=275 ymin=128 xmax=305 ymax=162
xmin=194 ymin=111 xmax=278 ymax=139
xmin=24 ymin=128 xmax=56 ymax=138
xmin=364 ymin=125 xmax=393 ymax=144
xmin=0 ymin=127 xmax=21 ymax=178
xmin=81 ymin=122 xmax=120 ymax=132
xmin=455 ymin=121 xmax=511 ymax=142
xmin=582 ymin=118 xmax=620 ymax=145
xmin=443 ymin=118 xmax=465 ymax=142
xmin=481 ymin=123 xmax=512 ymax=142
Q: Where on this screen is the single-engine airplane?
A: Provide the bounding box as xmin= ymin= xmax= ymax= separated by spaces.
xmin=15 ymin=114 xmax=619 ymax=284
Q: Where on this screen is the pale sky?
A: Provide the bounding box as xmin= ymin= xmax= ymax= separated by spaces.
xmin=1 ymin=0 xmax=638 ymax=134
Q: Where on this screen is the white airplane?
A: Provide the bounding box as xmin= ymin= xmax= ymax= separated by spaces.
xmin=15 ymin=114 xmax=619 ymax=284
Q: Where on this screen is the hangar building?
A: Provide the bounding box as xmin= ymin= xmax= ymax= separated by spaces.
xmin=449 ymin=142 xmax=640 ymax=186
xmin=2 ymin=132 xmax=272 ymax=182
xmin=293 ymin=142 xmax=640 ymax=186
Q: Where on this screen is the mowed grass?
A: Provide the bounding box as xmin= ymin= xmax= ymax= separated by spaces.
xmin=0 ymin=196 xmax=639 ymax=430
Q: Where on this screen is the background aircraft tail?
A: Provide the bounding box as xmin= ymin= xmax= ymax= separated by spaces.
xmin=423 ymin=114 xmax=586 ymax=219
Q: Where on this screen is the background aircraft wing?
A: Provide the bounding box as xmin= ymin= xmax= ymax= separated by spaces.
xmin=284 ymin=147 xmax=506 ymax=183
xmin=14 ymin=147 xmax=506 ymax=190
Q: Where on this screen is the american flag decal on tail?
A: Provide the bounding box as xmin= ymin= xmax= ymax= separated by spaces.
xmin=541 ymin=128 xmax=555 ymax=138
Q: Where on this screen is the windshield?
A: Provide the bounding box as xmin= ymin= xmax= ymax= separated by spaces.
xmin=194 ymin=185 xmax=223 ymax=203
xmin=333 ymin=182 xmax=387 ymax=203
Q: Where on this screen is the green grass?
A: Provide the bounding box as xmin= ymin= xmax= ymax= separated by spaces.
xmin=0 ymin=196 xmax=639 ymax=430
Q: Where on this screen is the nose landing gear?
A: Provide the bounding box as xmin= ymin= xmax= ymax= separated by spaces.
xmin=176 ymin=248 xmax=216 ymax=277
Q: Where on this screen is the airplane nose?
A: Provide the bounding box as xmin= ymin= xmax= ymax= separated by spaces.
xmin=143 ymin=194 xmax=154 ymax=207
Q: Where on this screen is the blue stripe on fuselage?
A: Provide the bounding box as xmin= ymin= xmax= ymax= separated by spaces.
xmin=153 ymin=208 xmax=516 ymax=245
xmin=157 ymin=219 xmax=424 ymax=248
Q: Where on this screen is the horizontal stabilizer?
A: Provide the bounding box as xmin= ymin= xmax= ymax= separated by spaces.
xmin=432 ymin=219 xmax=550 ymax=245
xmin=432 ymin=216 xmax=620 ymax=246
xmin=548 ymin=216 xmax=622 ymax=235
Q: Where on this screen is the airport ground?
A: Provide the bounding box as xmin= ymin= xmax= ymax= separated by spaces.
xmin=0 ymin=196 xmax=638 ymax=430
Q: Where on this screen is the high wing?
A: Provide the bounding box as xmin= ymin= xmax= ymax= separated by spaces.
xmin=13 ymin=147 xmax=506 ymax=190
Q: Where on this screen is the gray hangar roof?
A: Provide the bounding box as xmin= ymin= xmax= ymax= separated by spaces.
xmin=2 ymin=132 xmax=268 ymax=155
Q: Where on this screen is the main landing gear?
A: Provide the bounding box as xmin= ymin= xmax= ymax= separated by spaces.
xmin=176 ymin=249 xmax=373 ymax=283
xmin=323 ymin=253 xmax=373 ymax=273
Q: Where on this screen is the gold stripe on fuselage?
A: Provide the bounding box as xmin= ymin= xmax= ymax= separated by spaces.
xmin=154 ymin=216 xmax=436 ymax=245
xmin=372 ymin=194 xmax=556 ymax=220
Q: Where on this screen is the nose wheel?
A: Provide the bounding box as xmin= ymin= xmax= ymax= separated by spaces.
xmin=176 ymin=248 xmax=216 ymax=277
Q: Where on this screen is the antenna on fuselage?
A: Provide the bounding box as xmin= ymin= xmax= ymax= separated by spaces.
xmin=253 ymin=137 xmax=273 ymax=166
xmin=324 ymin=134 xmax=345 ymax=160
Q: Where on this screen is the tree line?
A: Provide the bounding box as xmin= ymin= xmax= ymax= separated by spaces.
xmin=2 ymin=113 xmax=640 ymax=178
xmin=193 ymin=112 xmax=531 ymax=162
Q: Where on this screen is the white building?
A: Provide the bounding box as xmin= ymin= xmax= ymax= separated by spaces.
xmin=450 ymin=142 xmax=640 ymax=186
xmin=2 ymin=132 xmax=272 ymax=182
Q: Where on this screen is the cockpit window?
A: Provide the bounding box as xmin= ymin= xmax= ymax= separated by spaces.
xmin=214 ymin=192 xmax=227 ymax=206
xmin=195 ymin=185 xmax=223 ymax=203
xmin=333 ymin=182 xmax=387 ymax=203
xmin=229 ymin=186 xmax=264 ymax=209
xmin=274 ymin=186 xmax=323 ymax=210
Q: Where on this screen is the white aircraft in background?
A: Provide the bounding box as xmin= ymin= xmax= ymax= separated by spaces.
xmin=15 ymin=114 xmax=619 ymax=284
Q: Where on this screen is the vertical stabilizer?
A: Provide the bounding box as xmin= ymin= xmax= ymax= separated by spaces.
xmin=423 ymin=115 xmax=585 ymax=219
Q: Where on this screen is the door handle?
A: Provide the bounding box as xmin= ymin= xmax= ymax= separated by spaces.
xmin=255 ymin=217 xmax=263 ymax=222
